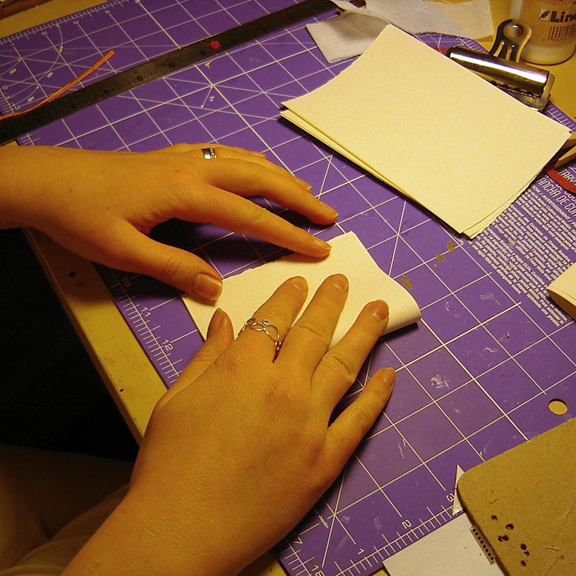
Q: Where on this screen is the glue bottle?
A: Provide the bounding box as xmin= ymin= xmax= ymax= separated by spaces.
xmin=510 ymin=0 xmax=576 ymax=64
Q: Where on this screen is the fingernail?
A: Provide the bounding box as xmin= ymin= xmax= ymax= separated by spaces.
xmin=192 ymin=274 xmax=223 ymax=301
xmin=381 ymin=367 xmax=396 ymax=389
xmin=369 ymin=300 xmax=389 ymax=322
xmin=322 ymin=202 xmax=339 ymax=220
xmin=207 ymin=308 xmax=224 ymax=337
xmin=332 ymin=274 xmax=349 ymax=292
xmin=313 ymin=237 xmax=331 ymax=251
xmin=288 ymin=276 xmax=308 ymax=292
xmin=295 ymin=176 xmax=312 ymax=191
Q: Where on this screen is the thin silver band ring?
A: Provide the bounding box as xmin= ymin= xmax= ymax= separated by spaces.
xmin=202 ymin=147 xmax=217 ymax=160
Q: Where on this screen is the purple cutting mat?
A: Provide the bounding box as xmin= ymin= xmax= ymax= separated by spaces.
xmin=2 ymin=2 xmax=576 ymax=576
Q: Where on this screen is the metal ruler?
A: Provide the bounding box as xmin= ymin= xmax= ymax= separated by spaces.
xmin=0 ymin=0 xmax=334 ymax=145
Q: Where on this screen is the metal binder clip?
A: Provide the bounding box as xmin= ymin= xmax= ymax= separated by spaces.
xmin=489 ymin=18 xmax=531 ymax=62
xmin=446 ymin=20 xmax=555 ymax=111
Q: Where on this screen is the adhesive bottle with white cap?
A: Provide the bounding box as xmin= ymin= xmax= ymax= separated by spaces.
xmin=510 ymin=0 xmax=576 ymax=64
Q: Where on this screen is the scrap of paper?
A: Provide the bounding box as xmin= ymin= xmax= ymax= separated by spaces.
xmin=548 ymin=262 xmax=576 ymax=321
xmin=282 ymin=26 xmax=571 ymax=238
xmin=183 ymin=232 xmax=421 ymax=347
xmin=307 ymin=11 xmax=388 ymax=63
xmin=430 ymin=0 xmax=494 ymax=38
xmin=307 ymin=0 xmax=493 ymax=62
xmin=332 ymin=0 xmax=472 ymax=36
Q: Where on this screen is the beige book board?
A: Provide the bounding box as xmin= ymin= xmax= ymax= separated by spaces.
xmin=457 ymin=417 xmax=576 ymax=576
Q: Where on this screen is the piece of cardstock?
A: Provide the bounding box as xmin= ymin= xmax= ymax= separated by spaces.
xmin=282 ymin=26 xmax=571 ymax=238
xmin=548 ymin=261 xmax=576 ymax=321
xmin=183 ymin=232 xmax=421 ymax=346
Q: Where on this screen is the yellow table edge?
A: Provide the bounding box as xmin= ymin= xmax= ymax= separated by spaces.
xmin=24 ymin=228 xmax=166 ymax=443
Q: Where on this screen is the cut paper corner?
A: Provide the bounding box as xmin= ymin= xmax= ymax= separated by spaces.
xmin=463 ymin=165 xmax=567 ymax=238
xmin=182 ymin=232 xmax=421 ymax=346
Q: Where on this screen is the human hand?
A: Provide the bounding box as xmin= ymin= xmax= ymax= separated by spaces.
xmin=81 ymin=274 xmax=394 ymax=576
xmin=1 ymin=144 xmax=337 ymax=300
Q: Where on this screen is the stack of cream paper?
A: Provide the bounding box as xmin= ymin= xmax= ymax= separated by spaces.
xmin=282 ymin=26 xmax=571 ymax=238
xmin=183 ymin=232 xmax=421 ymax=347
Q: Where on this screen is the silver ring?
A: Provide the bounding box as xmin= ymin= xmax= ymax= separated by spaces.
xmin=202 ymin=147 xmax=217 ymax=160
xmin=240 ymin=318 xmax=282 ymax=357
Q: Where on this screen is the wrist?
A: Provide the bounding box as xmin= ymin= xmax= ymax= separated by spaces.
xmin=62 ymin=487 xmax=248 ymax=576
xmin=0 ymin=145 xmax=50 ymax=230
xmin=0 ymin=145 xmax=22 ymax=229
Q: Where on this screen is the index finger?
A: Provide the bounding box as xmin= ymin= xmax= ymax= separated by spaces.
xmin=176 ymin=182 xmax=334 ymax=258
xmin=192 ymin=157 xmax=338 ymax=226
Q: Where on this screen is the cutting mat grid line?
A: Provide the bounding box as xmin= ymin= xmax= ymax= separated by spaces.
xmin=2 ymin=2 xmax=576 ymax=576
xmin=417 ymin=266 xmax=575 ymax=399
xmin=0 ymin=0 xmax=308 ymax=118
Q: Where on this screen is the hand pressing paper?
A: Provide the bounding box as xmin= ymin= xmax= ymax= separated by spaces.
xmin=282 ymin=26 xmax=571 ymax=238
xmin=183 ymin=232 xmax=421 ymax=347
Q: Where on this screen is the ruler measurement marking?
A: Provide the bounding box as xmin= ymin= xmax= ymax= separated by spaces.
xmin=100 ymin=267 xmax=180 ymax=382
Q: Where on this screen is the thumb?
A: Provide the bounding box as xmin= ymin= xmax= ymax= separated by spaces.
xmin=110 ymin=226 xmax=223 ymax=301
xmin=158 ymin=309 xmax=234 ymax=406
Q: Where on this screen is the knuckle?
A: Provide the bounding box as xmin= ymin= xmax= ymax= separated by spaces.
xmin=168 ymin=143 xmax=188 ymax=153
xmin=325 ymin=346 xmax=357 ymax=382
xmin=350 ymin=407 xmax=374 ymax=437
xmin=244 ymin=160 xmax=265 ymax=179
xmin=220 ymin=353 xmax=245 ymax=376
xmin=248 ymin=204 xmax=271 ymax=227
xmin=159 ymin=254 xmax=185 ymax=286
xmin=264 ymin=379 xmax=300 ymax=411
xmin=294 ymin=317 xmax=331 ymax=347
xmin=219 ymin=348 xmax=260 ymax=380
xmin=259 ymin=302 xmax=290 ymax=325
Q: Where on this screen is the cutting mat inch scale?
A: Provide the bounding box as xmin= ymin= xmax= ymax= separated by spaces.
xmin=2 ymin=3 xmax=576 ymax=576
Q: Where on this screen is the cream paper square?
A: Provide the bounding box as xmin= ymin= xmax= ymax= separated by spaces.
xmin=183 ymin=232 xmax=421 ymax=347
